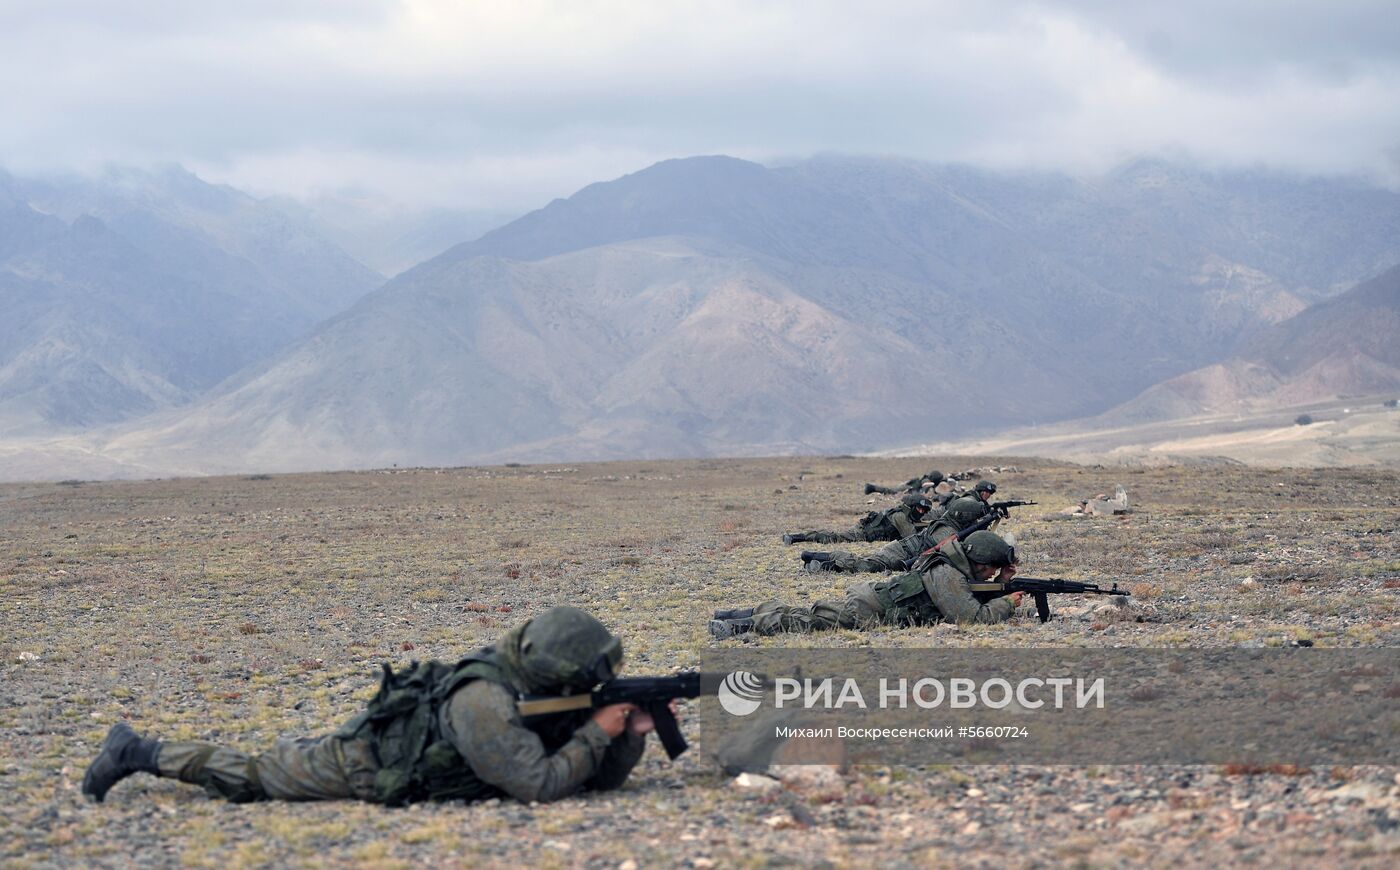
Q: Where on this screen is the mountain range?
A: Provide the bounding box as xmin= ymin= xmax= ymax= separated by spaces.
xmin=1102 ymin=263 xmax=1400 ymax=423
xmin=0 ymin=166 xmax=381 ymax=436
xmin=2 ymin=155 xmax=1399 ymax=478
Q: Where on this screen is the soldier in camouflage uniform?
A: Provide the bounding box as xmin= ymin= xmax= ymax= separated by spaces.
xmin=863 ymin=469 xmax=945 ymax=496
xmin=709 ymin=531 xmax=1022 ymax=636
xmin=804 ymin=481 xmax=1002 ymax=574
xmin=933 ymin=480 xmax=998 ymax=532
xmin=782 ymin=493 xmax=932 ymax=545
xmin=82 ymin=607 xmax=659 ymax=806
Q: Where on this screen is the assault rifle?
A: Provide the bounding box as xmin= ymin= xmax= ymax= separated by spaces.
xmin=969 ymin=576 xmax=1130 ymax=622
xmin=912 ymin=501 xmax=1036 ymax=563
xmin=914 ymin=499 xmax=1037 ymax=529
xmin=516 ymin=671 xmax=728 ymax=760
xmin=989 ymin=498 xmax=1037 ymax=516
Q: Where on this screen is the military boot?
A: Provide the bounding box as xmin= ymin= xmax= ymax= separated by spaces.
xmin=782 ymin=533 xmax=806 ymax=545
xmin=712 ymin=607 xmax=755 ymax=620
xmin=82 ymin=721 xmax=162 ymax=802
xmin=863 ymin=483 xmax=879 ymax=494
xmin=708 ymin=617 xmax=755 ymax=639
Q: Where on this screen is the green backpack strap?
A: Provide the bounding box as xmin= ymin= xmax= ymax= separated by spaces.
xmin=349 ymin=652 xmax=513 ymax=806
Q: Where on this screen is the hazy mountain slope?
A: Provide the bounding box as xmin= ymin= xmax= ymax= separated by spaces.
xmin=1102 ymin=264 xmax=1400 ymax=423
xmin=18 ymin=167 xmax=380 ymax=320
xmin=0 ymin=168 xmax=382 ymax=435
xmin=7 ymin=155 xmax=1400 ymax=477
xmin=266 ymin=192 xmax=517 ymax=277
xmin=100 ymin=240 xmax=936 ymax=470
xmin=449 ymin=155 xmax=1400 ymax=330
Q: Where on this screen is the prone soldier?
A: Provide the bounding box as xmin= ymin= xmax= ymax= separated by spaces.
xmin=804 ymin=480 xmax=1006 ymax=573
xmin=710 ymin=531 xmax=1022 ymax=636
xmin=863 ymin=469 xmax=944 ymax=496
xmin=782 ymin=493 xmax=932 ymax=545
xmin=83 ymin=607 xmax=664 ymax=807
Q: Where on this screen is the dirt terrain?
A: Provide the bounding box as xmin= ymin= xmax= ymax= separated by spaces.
xmin=2 ymin=457 xmax=1399 ymax=868
xmin=896 ymin=396 xmax=1400 ymax=468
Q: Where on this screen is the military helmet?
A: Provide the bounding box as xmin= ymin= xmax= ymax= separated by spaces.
xmin=943 ymin=494 xmax=985 ymax=523
xmin=924 ymin=470 xmax=945 ymax=485
xmin=962 ymin=531 xmax=1017 ymax=567
xmin=517 ymin=606 xmax=623 ymax=692
xmin=973 ymin=480 xmax=997 ymax=495
xmin=901 ymin=493 xmax=933 ymax=515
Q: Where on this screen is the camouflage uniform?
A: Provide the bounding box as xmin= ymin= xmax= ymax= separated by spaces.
xmin=917 ymin=491 xmax=994 ymax=543
xmin=815 ymin=490 xmax=997 ymax=573
xmin=820 ymin=533 xmax=926 ymax=573
xmin=749 ymin=538 xmax=1017 ymax=634
xmin=85 ymin=608 xmax=645 ymax=806
xmin=864 ymin=470 xmax=944 ymax=496
xmin=786 ymin=495 xmax=926 ymax=545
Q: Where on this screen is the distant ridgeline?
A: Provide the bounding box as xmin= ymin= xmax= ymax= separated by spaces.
xmin=1101 ymin=263 xmax=1400 ymax=423
xmin=0 ymin=166 xmax=381 ymax=437
xmin=1 ymin=156 xmax=1398 ymax=478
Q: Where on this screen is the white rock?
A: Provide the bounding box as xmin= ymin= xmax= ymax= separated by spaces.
xmin=763 ymin=812 xmax=797 ymax=829
xmin=732 ymin=772 xmax=781 ymax=793
xmin=770 ymin=764 xmax=845 ymax=793
xmin=1330 ymin=782 xmax=1388 ymax=804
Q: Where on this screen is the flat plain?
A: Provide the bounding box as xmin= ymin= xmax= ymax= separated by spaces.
xmin=2 ymin=457 xmax=1398 ymax=868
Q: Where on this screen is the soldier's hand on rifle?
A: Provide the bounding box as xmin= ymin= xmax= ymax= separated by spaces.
xmin=1008 ymin=591 xmax=1025 ymax=607
xmin=626 ymin=699 xmax=680 ymax=736
xmin=592 ymin=703 xmax=638 ymax=738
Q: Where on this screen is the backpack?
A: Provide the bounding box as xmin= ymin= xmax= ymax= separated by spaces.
xmin=336 ymin=653 xmax=502 ymax=806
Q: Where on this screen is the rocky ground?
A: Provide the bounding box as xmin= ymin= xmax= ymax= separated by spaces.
xmin=1 ymin=457 xmax=1398 ymax=868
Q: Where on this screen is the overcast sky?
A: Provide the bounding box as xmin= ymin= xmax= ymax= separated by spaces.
xmin=2 ymin=0 xmax=1398 ymax=210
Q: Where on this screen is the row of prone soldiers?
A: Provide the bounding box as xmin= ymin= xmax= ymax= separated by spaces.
xmin=80 ymin=467 xmax=1036 ymax=814
xmin=708 ymin=468 xmax=1035 ymax=638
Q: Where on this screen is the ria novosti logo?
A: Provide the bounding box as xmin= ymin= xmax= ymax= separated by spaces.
xmin=715 ymin=671 xmax=1106 ymax=716
xmin=717 ymin=671 xmax=766 ymax=716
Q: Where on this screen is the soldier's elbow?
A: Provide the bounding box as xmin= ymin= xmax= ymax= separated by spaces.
xmin=499 ymin=775 xmax=561 ymax=804
xmin=511 ymin=784 xmax=562 ymax=804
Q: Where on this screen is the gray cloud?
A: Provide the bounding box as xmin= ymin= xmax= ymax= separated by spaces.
xmin=1 ymin=1 xmax=1396 ymax=209
xmin=1057 ymin=1 xmax=1400 ymax=82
